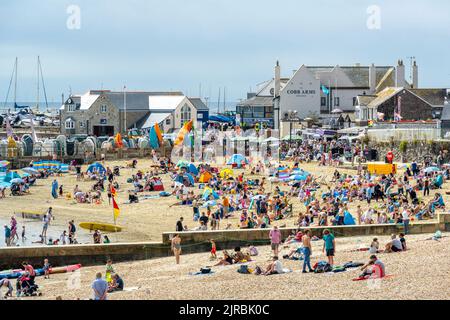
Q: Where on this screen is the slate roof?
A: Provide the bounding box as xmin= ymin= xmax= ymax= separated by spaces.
xmin=188 ymin=98 xmax=209 ymax=111
xmin=237 ymin=96 xmax=274 ymax=107
xmin=409 ymin=89 xmax=448 ymax=107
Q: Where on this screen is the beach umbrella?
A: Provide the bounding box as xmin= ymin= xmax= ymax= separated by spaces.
xmin=0 ymin=161 xmax=10 ymax=167
xmin=424 ymin=167 xmax=440 ymax=173
xmin=22 ymin=167 xmax=39 ymax=175
xmin=290 ymin=175 xmax=308 ymax=181
xmin=331 ymin=108 xmax=344 ymax=114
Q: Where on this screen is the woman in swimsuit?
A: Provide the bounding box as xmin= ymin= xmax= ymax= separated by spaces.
xmin=171 ymin=234 xmax=182 ymax=265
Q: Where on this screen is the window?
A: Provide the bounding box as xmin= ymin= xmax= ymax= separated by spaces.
xmin=321 ymin=97 xmax=327 ymax=107
xmin=197 ymin=113 xmax=203 ymax=120
xmin=67 ymin=105 xmax=75 ymax=112
xmin=79 ymin=121 xmax=85 ymax=128
xmin=65 ymin=119 xmax=75 ymax=129
xmin=180 ymin=104 xmax=191 ymax=125
xmin=101 ymin=105 xmax=107 ymax=113
xmin=353 ymin=97 xmax=357 ymax=106
xmin=166 ymin=118 xmax=171 ymax=125
xmin=334 ymin=97 xmax=340 ymax=107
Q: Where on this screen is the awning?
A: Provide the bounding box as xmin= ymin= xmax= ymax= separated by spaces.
xmin=142 ymin=113 xmax=171 ymax=129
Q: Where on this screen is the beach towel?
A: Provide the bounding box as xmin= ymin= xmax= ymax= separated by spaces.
xmin=189 ymin=271 xmax=216 ymax=277
xmin=352 ymin=275 xmax=394 ymax=281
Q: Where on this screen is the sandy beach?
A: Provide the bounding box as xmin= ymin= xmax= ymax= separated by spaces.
xmin=11 ymin=232 xmax=447 ymax=300
xmin=0 ymin=159 xmax=445 ymax=247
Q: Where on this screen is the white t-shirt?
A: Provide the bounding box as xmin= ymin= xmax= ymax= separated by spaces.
xmin=274 ymin=260 xmax=284 ymax=274
xmin=402 ymin=210 xmax=410 ymax=221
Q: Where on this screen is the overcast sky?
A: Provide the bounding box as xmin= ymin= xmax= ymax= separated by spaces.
xmin=1 ymin=0 xmax=449 ymax=104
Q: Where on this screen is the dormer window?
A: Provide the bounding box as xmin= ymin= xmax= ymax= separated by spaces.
xmin=67 ymin=104 xmax=75 ymax=112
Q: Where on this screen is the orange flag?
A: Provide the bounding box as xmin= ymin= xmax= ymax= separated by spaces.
xmin=112 ymin=196 xmax=120 ymax=223
xmin=174 ymin=120 xmax=193 ymax=146
xmin=110 ymin=186 xmax=117 ymax=198
xmin=154 ymin=123 xmax=163 ymax=144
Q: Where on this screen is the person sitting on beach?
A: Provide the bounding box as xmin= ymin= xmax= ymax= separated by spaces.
xmin=232 ymin=247 xmax=252 ymax=263
xmin=399 ymin=233 xmax=407 ymax=251
xmin=108 ymin=274 xmax=124 ymax=293
xmin=261 ymin=256 xmax=285 ymax=275
xmin=385 ymin=234 xmax=403 ymax=253
xmin=369 ymin=238 xmax=379 ymax=254
xmin=214 ymin=251 xmax=234 ymax=266
xmin=359 ymin=255 xmax=385 ymax=279
xmin=0 ymin=279 xmax=13 ymax=298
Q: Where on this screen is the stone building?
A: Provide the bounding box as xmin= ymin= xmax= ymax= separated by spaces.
xmin=60 ymin=90 xmax=208 ymax=136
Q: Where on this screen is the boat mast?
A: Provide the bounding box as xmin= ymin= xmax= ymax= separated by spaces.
xmin=14 ymin=57 xmax=18 ymax=106
xmin=37 ymin=56 xmax=40 ymax=112
xmin=38 ymin=56 xmax=49 ymax=111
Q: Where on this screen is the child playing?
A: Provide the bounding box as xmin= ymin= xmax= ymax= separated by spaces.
xmin=43 ymin=258 xmax=51 ymax=279
xmin=369 ymin=238 xmax=379 ymax=254
xmin=210 ymin=240 xmax=217 ymax=259
xmin=399 ymin=233 xmax=407 ymax=251
xmin=105 ymin=259 xmax=115 ymax=283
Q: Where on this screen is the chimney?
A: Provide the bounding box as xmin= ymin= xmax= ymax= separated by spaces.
xmin=412 ymin=60 xmax=418 ymax=89
xmin=395 ymin=59 xmax=406 ymax=88
xmin=369 ymin=63 xmax=377 ymax=94
xmin=274 ymin=60 xmax=281 ymax=97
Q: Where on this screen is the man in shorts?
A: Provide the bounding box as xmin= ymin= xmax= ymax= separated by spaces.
xmin=322 ymin=229 xmax=336 ymax=266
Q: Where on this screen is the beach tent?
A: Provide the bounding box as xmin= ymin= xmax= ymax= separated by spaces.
xmin=219 ymin=168 xmax=234 ymax=179
xmin=176 ymin=159 xmax=190 ymax=168
xmin=174 ymin=173 xmax=195 ymax=186
xmin=87 ymin=162 xmax=106 ymax=175
xmin=290 ymin=174 xmax=308 ymax=181
xmin=151 ymin=178 xmax=165 ymax=191
xmin=4 ymin=171 xmax=21 ymax=183
xmin=227 ymin=154 xmax=249 ymax=168
xmin=199 ymin=172 xmax=213 ymax=183
xmin=188 ymin=163 xmax=199 ymax=175
xmin=435 ymin=175 xmax=444 ymax=188
xmin=344 ymin=211 xmax=356 ymax=225
xmin=202 ymin=187 xmax=220 ymax=201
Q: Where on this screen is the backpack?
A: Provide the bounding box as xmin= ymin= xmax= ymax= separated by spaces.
xmin=237 ymin=265 xmax=250 ymax=274
xmin=314 ymin=261 xmax=332 ymax=273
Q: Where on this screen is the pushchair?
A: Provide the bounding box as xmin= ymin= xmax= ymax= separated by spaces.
xmin=16 ymin=277 xmax=41 ymax=297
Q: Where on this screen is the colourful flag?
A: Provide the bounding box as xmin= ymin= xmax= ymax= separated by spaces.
xmin=149 ymin=126 xmax=160 ymax=149
xmin=112 ymin=196 xmax=120 ymax=222
xmin=154 ymin=123 xmax=163 ymax=145
xmin=174 ymin=120 xmax=193 ymax=147
xmin=321 ymin=85 xmax=330 ymax=95
xmin=110 ymin=186 xmax=117 ymax=198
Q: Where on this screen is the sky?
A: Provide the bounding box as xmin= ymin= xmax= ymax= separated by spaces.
xmin=1 ymin=0 xmax=450 ymax=105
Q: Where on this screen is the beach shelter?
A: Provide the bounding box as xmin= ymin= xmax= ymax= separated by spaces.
xmin=174 ymin=173 xmax=195 ymax=186
xmin=87 ymin=162 xmax=106 ymax=175
xmin=199 ymin=171 xmax=213 ymax=183
xmin=188 ymin=163 xmax=199 ymax=175
xmin=290 ymin=174 xmax=308 ymax=181
xmin=202 ymin=187 xmax=220 ymax=201
xmin=151 ymin=177 xmax=165 ymax=191
xmin=220 ymin=168 xmax=234 ymax=179
xmin=176 ymin=159 xmax=190 ymax=168
xmin=227 ymin=154 xmax=248 ymax=168
xmin=344 ymin=211 xmax=356 ymax=225
xmin=435 ymin=175 xmax=444 ymax=188
xmin=4 ymin=171 xmax=21 ymax=183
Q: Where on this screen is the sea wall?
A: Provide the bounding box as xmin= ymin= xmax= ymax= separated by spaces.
xmin=1 ymin=214 xmax=449 ymax=270
xmin=368 ymin=139 xmax=450 ymax=163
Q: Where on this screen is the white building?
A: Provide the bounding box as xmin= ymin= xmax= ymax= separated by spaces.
xmin=238 ymin=59 xmax=418 ymax=129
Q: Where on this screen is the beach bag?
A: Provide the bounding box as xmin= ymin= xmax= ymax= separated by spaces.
xmin=314 ymin=261 xmax=331 ymax=273
xmin=249 ymin=246 xmax=259 ymax=256
xmin=237 ymin=265 xmax=250 ymax=274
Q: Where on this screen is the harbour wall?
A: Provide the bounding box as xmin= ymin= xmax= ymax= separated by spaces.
xmin=1 ymin=214 xmax=449 ymax=270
